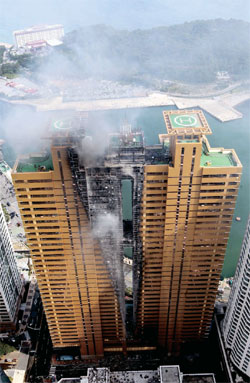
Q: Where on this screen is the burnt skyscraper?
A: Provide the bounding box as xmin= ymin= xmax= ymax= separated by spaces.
xmin=12 ymin=110 xmax=242 ymax=356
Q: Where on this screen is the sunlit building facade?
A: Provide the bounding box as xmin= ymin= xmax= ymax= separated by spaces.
xmin=12 ymin=110 xmax=241 ymax=356
xmin=12 ymin=136 xmax=125 ymax=356
xmin=223 ymin=216 xmax=250 ymax=377
xmin=137 ymin=110 xmax=242 ymax=353
xmin=0 ymin=204 xmax=23 ymax=331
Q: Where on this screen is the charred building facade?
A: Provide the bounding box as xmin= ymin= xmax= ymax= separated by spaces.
xmin=12 ymin=110 xmax=242 ymax=356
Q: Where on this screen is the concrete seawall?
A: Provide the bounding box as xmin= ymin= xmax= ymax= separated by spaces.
xmin=2 ymin=90 xmax=250 ymax=122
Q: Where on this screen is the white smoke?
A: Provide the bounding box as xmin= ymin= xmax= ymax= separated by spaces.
xmin=121 ymin=165 xmax=135 ymax=179
xmin=75 ymin=112 xmax=119 ymax=165
xmin=93 ymin=212 xmax=120 ymax=240
xmin=78 ymin=132 xmax=109 ymax=165
xmin=0 ymin=105 xmax=51 ymax=156
xmin=92 ymin=211 xmax=125 ymax=322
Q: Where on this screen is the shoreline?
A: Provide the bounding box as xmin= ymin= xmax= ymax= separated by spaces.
xmin=1 ymin=89 xmax=250 ymax=122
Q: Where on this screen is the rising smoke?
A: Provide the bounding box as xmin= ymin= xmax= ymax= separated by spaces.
xmin=0 ymin=3 xmax=248 ymax=160
xmin=0 ymin=105 xmax=51 ymax=156
xmin=92 ymin=212 xmax=120 ymax=241
xmin=92 ymin=211 xmax=125 ymax=322
xmin=77 ymin=126 xmax=111 ymax=166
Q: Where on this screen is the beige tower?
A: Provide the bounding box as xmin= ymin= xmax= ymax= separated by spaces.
xmin=12 ymin=127 xmax=125 ymax=357
xmin=137 ymin=110 xmax=242 ymax=353
xmin=12 ymin=110 xmax=241 ymax=356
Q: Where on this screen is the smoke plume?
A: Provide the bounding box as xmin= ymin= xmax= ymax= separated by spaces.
xmin=92 ymin=212 xmax=120 ymax=241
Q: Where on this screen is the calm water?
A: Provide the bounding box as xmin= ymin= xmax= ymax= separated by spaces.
xmin=88 ymin=101 xmax=250 ymax=277
xmin=0 ymin=100 xmax=249 ymax=277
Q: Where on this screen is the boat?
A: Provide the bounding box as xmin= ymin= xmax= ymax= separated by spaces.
xmin=235 ymin=216 xmax=241 ymax=222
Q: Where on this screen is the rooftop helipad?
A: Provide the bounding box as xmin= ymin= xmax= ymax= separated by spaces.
xmin=53 ymin=119 xmax=71 ymax=130
xmin=163 ymin=110 xmax=212 ymax=136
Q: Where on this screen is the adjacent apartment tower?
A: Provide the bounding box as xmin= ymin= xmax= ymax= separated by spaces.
xmin=223 ymin=216 xmax=250 ymax=377
xmin=12 ymin=110 xmax=242 ymax=356
xmin=0 ymin=204 xmax=23 ymax=331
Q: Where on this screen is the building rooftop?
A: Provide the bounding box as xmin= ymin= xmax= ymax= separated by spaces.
xmin=160 ymin=366 xmax=181 ymax=383
xmin=145 ymin=146 xmax=170 ymax=165
xmin=87 ymin=368 xmax=109 ymax=383
xmin=56 ymin=367 xmax=216 ymax=383
xmin=201 ymin=141 xmax=237 ymax=167
xmin=13 ymin=24 xmax=63 ymax=35
xmin=178 ymin=139 xmax=199 ymax=143
xmin=163 ymin=110 xmax=211 ymax=137
xmin=16 ymin=153 xmax=53 ymax=173
xmin=53 ymin=119 xmax=72 ymax=131
xmin=182 ymin=374 xmax=216 ymax=383
xmin=49 ymin=118 xmax=87 ymax=142
xmin=109 ymin=132 xmax=144 ymax=148
xmin=111 ymin=370 xmax=159 ymax=382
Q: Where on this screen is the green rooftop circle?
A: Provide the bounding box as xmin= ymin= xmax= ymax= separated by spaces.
xmin=53 ymin=120 xmax=69 ymax=130
xmin=174 ymin=115 xmax=198 ymax=127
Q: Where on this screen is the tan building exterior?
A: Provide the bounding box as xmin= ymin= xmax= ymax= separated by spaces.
xmin=12 ymin=110 xmax=241 ymax=356
xmin=137 ymin=110 xmax=242 ymax=353
xmin=12 ymin=138 xmax=125 ymax=357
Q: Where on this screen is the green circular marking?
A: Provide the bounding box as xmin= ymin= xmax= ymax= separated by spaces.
xmin=54 ymin=120 xmax=68 ymax=130
xmin=174 ymin=115 xmax=197 ymax=127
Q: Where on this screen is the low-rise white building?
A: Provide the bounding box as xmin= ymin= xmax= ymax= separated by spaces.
xmin=13 ymin=24 xmax=64 ymax=48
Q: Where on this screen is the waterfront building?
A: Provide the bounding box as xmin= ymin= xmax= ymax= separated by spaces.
xmin=137 ymin=110 xmax=242 ymax=353
xmin=13 ymin=24 xmax=64 ymax=48
xmin=223 ymin=216 xmax=250 ymax=377
xmin=0 ymin=204 xmax=23 ymax=331
xmin=12 ymin=110 xmax=241 ymax=356
xmin=12 ymin=120 xmax=126 ymax=357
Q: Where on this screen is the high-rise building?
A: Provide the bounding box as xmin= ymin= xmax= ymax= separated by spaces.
xmin=137 ymin=110 xmax=242 ymax=353
xmin=13 ymin=24 xmax=64 ymax=48
xmin=223 ymin=216 xmax=250 ymax=377
xmin=0 ymin=204 xmax=23 ymax=331
xmin=12 ymin=120 xmax=126 ymax=357
xmin=12 ymin=110 xmax=242 ymax=356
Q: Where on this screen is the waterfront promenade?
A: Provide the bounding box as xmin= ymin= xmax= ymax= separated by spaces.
xmin=3 ymin=90 xmax=250 ymax=122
